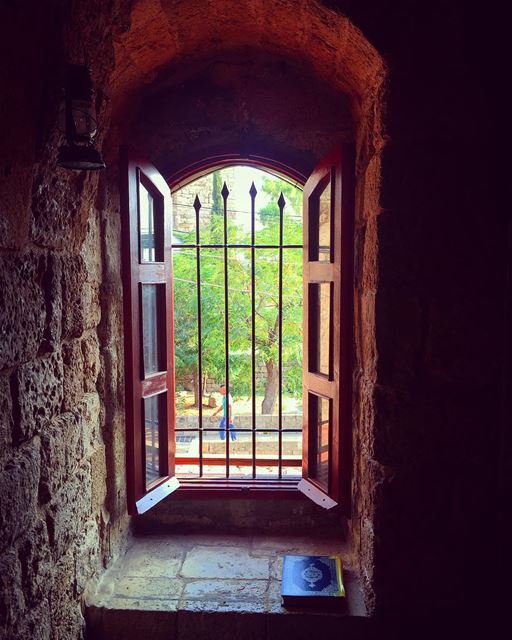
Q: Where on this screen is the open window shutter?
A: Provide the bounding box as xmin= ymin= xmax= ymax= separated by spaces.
xmin=121 ymin=149 xmax=179 ymax=515
xmin=299 ymin=145 xmax=354 ymax=511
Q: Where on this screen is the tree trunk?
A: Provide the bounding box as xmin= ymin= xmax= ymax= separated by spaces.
xmin=192 ymin=367 xmax=200 ymax=407
xmin=261 ymin=360 xmax=279 ymax=414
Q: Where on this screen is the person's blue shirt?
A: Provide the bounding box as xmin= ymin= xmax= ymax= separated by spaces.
xmin=219 ymin=393 xmax=236 ymax=441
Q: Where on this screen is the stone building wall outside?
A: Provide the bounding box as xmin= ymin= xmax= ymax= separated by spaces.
xmin=171 ymin=167 xmax=238 ymax=234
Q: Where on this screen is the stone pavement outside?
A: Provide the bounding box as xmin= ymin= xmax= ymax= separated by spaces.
xmin=85 ymin=533 xmax=369 ymax=640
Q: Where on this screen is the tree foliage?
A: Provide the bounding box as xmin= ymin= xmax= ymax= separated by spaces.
xmin=173 ymin=170 xmax=303 ymax=411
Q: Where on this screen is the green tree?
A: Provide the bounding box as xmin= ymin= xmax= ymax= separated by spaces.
xmin=254 ymin=179 xmax=302 ymax=413
xmin=257 ymin=175 xmax=302 ymax=227
xmin=172 ymin=172 xmax=303 ymax=414
xmin=211 ymin=171 xmax=223 ymax=216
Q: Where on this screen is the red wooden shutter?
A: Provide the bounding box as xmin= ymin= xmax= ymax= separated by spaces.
xmin=299 ymin=145 xmax=354 ymax=511
xmin=121 ymin=149 xmax=179 ymax=515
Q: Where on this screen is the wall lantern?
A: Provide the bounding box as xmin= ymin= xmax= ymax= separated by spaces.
xmin=57 ymin=64 xmax=106 ymax=170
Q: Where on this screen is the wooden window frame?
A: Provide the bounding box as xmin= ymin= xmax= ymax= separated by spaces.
xmin=299 ymin=145 xmax=354 ymax=512
xmin=121 ymin=146 xmax=354 ymax=513
xmin=121 ymin=149 xmax=179 ymax=515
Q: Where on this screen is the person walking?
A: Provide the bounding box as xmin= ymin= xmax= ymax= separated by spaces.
xmin=212 ymin=384 xmax=237 ymax=441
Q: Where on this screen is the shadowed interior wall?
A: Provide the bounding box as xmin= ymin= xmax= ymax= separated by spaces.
xmin=0 ymin=3 xmax=131 ymax=638
xmin=0 ymin=1 xmax=502 ymax=639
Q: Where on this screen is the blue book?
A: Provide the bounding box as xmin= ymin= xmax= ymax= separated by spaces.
xmin=281 ymin=555 xmax=346 ymax=608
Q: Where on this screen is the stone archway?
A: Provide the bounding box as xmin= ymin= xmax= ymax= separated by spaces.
xmin=102 ymin=0 xmax=386 ymax=610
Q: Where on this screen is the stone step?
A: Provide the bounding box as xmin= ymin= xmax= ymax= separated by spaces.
xmin=85 ymin=533 xmax=371 ymax=640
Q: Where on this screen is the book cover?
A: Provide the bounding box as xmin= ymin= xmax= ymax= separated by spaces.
xmin=281 ymin=555 xmax=345 ymax=608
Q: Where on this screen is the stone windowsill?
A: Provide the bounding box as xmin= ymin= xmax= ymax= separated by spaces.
xmin=85 ymin=532 xmax=368 ymax=640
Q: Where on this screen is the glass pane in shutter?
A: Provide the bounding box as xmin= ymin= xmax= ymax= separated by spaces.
xmin=309 ymin=175 xmax=332 ymax=262
xmin=139 ymin=183 xmax=156 ymax=261
xmin=139 ymin=180 xmax=164 ymax=262
xmin=309 ymin=282 xmax=332 ymax=377
xmin=144 ymin=393 xmax=165 ymax=486
xmin=309 ymin=393 xmax=330 ymax=491
xmin=141 ymin=284 xmax=164 ymax=376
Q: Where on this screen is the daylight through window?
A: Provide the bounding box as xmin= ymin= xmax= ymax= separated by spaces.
xmin=166 ymin=167 xmax=303 ymax=480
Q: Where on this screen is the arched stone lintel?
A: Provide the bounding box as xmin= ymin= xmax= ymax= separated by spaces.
xmin=109 ymin=0 xmax=386 ymax=125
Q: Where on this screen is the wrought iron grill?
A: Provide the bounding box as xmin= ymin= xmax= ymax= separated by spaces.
xmin=172 ymin=177 xmax=303 ymax=480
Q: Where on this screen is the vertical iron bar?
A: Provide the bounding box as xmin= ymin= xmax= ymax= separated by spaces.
xmin=221 ymin=181 xmax=230 ymax=478
xmin=249 ymin=182 xmax=257 ymax=479
xmin=194 ymin=195 xmax=203 ymax=478
xmin=148 ymin=193 xmax=154 ymax=261
xmin=277 ymin=193 xmax=285 ymax=479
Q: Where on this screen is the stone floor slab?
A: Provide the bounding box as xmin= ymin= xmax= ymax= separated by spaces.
xmin=113 ymin=576 xmax=184 ymax=601
xmin=180 ymin=545 xmax=270 ymax=580
xmin=182 ymin=578 xmax=268 ymax=602
xmin=121 ymin=550 xmax=182 ymax=578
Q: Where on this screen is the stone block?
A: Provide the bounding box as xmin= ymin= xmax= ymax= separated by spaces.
xmin=97 ymin=287 xmax=123 ymax=347
xmin=0 ymin=548 xmax=24 ymax=628
xmin=82 ymin=281 xmax=102 ymax=330
xmin=0 ymin=374 xmax=13 ymax=451
xmin=12 ymin=351 xmax=64 ymax=444
xmin=266 ymin=609 xmax=369 ymax=640
xmin=49 ymin=550 xmax=86 ymax=640
xmin=18 ymin=518 xmax=52 ymax=608
xmin=46 ymin=462 xmax=93 ymax=560
xmin=40 ymin=410 xmax=83 ymax=503
xmin=113 ymin=576 xmax=183 ymax=602
xmin=360 ymin=291 xmax=376 ymax=379
xmin=0 ymin=252 xmax=46 ymax=368
xmin=81 ymin=214 xmax=102 ymax=283
xmin=82 ymin=333 xmax=101 ymax=392
xmin=360 ymin=153 xmax=382 ymax=223
xmin=0 ymin=162 xmax=31 ymax=250
xmin=98 ymin=343 xmax=124 ymax=420
xmin=181 ymin=578 xmax=268 ymax=607
xmin=181 ymin=546 xmax=269 ymax=580
xmin=120 ymin=547 xmax=182 ymax=579
xmin=177 ymin=609 xmax=266 ymax=640
xmin=88 ymin=606 xmax=177 ymax=640
xmin=80 ymin=392 xmax=102 ymax=458
xmin=91 ymin=444 xmax=108 ymax=510
xmin=62 ymin=339 xmax=85 ymax=411
xmin=15 ymin=598 xmax=51 ymax=640
xmin=101 ymin=209 xmax=122 ymax=286
xmin=75 ymin=516 xmax=102 ymax=595
xmin=0 ymin=439 xmax=40 ymax=550
xmin=41 ymin=253 xmax=62 ymax=351
xmin=126 ymin=536 xmax=187 ymax=561
xmin=357 ymin=215 xmax=378 ymax=293
xmin=31 ymin=169 xmax=91 ymax=251
xmin=62 ymin=253 xmax=88 ymax=339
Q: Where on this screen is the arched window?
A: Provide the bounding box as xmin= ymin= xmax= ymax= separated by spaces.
xmin=121 ymin=147 xmax=353 ymax=515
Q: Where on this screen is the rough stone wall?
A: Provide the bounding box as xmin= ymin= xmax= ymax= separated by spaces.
xmin=0 ymin=3 xmax=131 ymax=639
